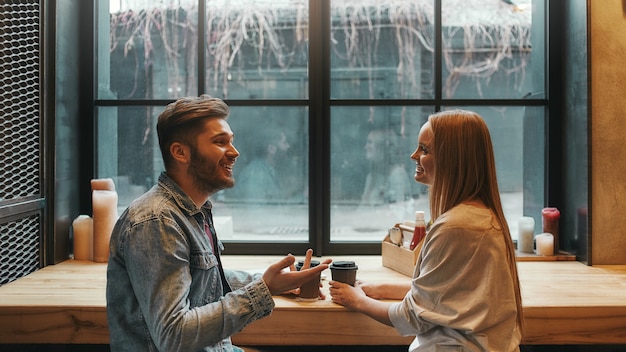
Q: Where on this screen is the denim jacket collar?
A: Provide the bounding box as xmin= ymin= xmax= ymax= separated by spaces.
xmin=158 ymin=171 xmax=213 ymax=219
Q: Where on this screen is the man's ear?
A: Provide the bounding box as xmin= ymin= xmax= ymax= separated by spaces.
xmin=170 ymin=142 xmax=191 ymax=164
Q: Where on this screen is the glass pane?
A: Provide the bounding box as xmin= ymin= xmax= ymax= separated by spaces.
xmin=329 ymin=105 xmax=545 ymax=242
xmin=102 ymin=1 xmax=199 ymax=100
xmin=443 ymin=106 xmax=545 ymax=241
xmin=330 ymin=1 xmax=434 ymax=99
xmin=217 ymin=107 xmax=309 ymax=242
xmin=97 ymin=105 xmax=309 ymax=241
xmin=205 ymin=1 xmax=309 ymax=100
xmin=96 ymin=106 xmax=161 ymax=212
xmin=330 ymin=106 xmax=431 ymax=242
xmin=441 ymin=0 xmax=543 ymax=99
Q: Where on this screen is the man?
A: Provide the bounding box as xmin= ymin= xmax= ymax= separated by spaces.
xmin=106 ymin=95 xmax=329 ymax=352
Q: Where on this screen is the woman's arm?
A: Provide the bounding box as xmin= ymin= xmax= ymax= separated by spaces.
xmin=328 ymin=281 xmax=397 ymax=326
xmin=359 ymin=281 xmax=411 ymax=300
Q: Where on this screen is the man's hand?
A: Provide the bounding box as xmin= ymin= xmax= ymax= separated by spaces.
xmin=262 ymin=249 xmax=331 ymax=296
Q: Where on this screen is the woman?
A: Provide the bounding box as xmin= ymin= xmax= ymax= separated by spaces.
xmin=329 ymin=110 xmax=523 ymax=351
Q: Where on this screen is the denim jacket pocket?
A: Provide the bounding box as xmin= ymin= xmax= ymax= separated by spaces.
xmin=189 ymin=250 xmax=219 ymax=269
xmin=188 ymin=250 xmax=222 ymax=304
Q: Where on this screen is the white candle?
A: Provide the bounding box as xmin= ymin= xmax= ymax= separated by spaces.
xmin=91 ymin=178 xmax=116 ymax=191
xmin=72 ymin=215 xmax=93 ymax=261
xmin=535 ymin=233 xmax=554 ymax=256
xmin=517 ymin=216 xmax=535 ymax=253
xmin=93 ymin=190 xmax=118 ymax=263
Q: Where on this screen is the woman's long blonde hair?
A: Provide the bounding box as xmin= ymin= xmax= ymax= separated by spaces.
xmin=427 ymin=109 xmax=524 ymax=337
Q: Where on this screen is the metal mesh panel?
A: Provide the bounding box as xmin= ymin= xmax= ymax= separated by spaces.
xmin=0 ymin=215 xmax=40 ymax=285
xmin=0 ymin=0 xmax=40 ymax=201
xmin=0 ymin=1 xmax=42 ymax=285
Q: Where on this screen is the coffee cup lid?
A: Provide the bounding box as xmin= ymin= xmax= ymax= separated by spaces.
xmin=296 ymin=260 xmax=320 ymax=270
xmin=330 ymin=261 xmax=357 ymax=270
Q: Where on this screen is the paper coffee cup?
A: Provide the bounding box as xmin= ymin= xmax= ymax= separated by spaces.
xmin=296 ymin=260 xmax=321 ymax=301
xmin=330 ymin=261 xmax=358 ymax=286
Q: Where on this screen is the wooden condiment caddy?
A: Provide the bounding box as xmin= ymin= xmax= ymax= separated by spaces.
xmin=381 ymin=224 xmax=424 ymax=277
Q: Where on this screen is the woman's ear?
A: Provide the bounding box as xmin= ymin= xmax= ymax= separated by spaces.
xmin=170 ymin=142 xmax=190 ymax=164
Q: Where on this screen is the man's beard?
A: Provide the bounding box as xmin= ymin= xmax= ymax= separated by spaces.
xmin=188 ymin=147 xmax=235 ymax=195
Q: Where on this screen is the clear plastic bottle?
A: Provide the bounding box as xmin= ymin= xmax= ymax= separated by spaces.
xmin=410 ymin=211 xmax=426 ymax=250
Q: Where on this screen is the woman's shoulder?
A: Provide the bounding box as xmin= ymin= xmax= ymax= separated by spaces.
xmin=432 ymin=204 xmax=494 ymax=232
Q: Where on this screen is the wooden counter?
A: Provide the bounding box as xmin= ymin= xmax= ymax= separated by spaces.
xmin=0 ymin=256 xmax=625 ymax=346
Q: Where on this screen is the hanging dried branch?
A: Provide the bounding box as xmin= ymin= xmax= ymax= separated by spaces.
xmin=108 ymin=0 xmax=532 ymax=100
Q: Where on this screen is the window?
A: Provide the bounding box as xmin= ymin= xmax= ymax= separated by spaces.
xmin=96 ymin=0 xmax=546 ymax=255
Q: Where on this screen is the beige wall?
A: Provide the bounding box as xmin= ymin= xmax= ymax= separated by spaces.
xmin=590 ymin=0 xmax=626 ymax=264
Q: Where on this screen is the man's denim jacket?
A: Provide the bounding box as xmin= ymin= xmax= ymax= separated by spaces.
xmin=107 ymin=172 xmax=274 ymax=352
